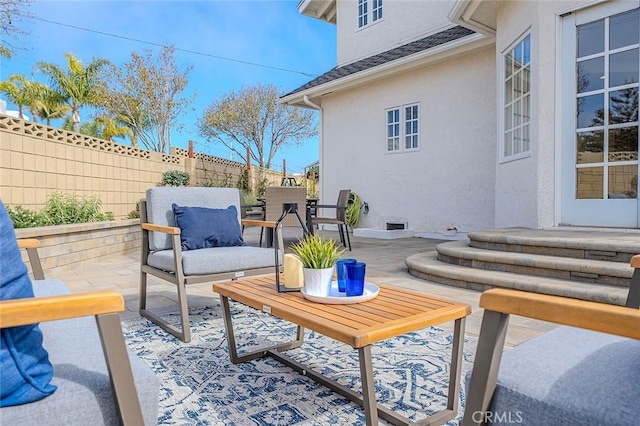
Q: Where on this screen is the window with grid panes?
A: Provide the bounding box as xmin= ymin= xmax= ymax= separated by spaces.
xmin=387 ymin=104 xmax=419 ymax=153
xmin=358 ymin=0 xmax=382 ymax=29
xmin=503 ymin=34 xmax=531 ymax=160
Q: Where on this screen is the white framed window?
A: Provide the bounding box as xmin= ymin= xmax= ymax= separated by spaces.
xmin=358 ymin=0 xmax=383 ymax=29
xmin=386 ymin=103 xmax=419 ymax=153
xmin=501 ymin=33 xmax=531 ymax=161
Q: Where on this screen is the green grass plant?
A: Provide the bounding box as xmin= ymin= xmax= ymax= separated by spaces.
xmin=290 ymin=233 xmax=346 ymax=269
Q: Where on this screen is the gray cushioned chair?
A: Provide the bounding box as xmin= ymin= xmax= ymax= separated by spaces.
xmin=462 ymin=255 xmax=640 ymax=425
xmin=1 ymin=239 xmax=158 ymax=425
xmin=140 ymin=187 xmax=283 ymax=342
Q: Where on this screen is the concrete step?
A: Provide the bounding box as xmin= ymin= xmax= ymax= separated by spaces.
xmin=437 ymin=240 xmax=633 ymax=287
xmin=406 ymin=251 xmax=629 ymax=306
xmin=468 ymin=228 xmax=640 ymax=263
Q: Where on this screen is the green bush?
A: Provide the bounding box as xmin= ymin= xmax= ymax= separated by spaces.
xmin=127 ymin=199 xmax=144 ymax=219
xmin=39 ymin=193 xmax=114 ymax=225
xmin=7 ymin=193 xmax=115 ymax=228
xmin=161 ymin=170 xmax=190 ymax=187
xmin=6 ymin=205 xmax=45 ymax=228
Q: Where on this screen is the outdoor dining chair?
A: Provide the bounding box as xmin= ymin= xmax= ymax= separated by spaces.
xmin=309 ymin=189 xmax=352 ymax=251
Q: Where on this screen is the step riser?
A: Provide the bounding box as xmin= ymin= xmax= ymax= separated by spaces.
xmin=437 ymin=253 xmax=630 ymax=288
xmin=469 ymin=240 xmax=634 ymax=263
xmin=408 ymin=268 xmax=493 ymax=293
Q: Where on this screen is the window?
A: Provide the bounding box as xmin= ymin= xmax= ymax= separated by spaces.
xmin=502 ymin=34 xmax=531 ymax=161
xmin=358 ymin=0 xmax=382 ymax=29
xmin=387 ymin=104 xmax=419 ymax=153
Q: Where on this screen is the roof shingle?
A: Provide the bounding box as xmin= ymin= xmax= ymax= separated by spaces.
xmin=283 ymin=26 xmax=476 ymax=98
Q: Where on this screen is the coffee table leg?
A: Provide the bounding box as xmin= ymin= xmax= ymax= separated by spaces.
xmin=221 ymin=295 xmax=305 ymax=364
xmin=358 ymin=345 xmax=379 ymax=426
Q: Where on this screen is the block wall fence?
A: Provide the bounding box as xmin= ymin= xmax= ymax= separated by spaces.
xmin=0 ymin=113 xmax=282 ymax=218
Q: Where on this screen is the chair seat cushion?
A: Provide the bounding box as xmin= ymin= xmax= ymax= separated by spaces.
xmin=172 ymin=204 xmax=244 ymax=250
xmin=1 ymin=279 xmax=160 ymax=426
xmin=148 ymin=246 xmax=281 ymax=275
xmin=488 ymin=326 xmax=640 ymax=425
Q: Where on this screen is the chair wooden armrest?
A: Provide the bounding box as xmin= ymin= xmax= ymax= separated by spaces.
xmin=17 ymin=238 xmax=45 ymax=280
xmin=314 ymin=204 xmax=346 ymax=210
xmin=480 ymin=289 xmax=640 ymax=340
xmin=0 ymin=291 xmax=125 ymax=328
xmin=141 ymin=222 xmax=180 ymax=234
xmin=17 ymin=239 xmax=41 ymax=249
xmin=241 ymin=219 xmax=277 ymax=228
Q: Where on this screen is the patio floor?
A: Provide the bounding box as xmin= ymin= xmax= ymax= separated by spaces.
xmin=46 ymin=227 xmax=558 ymax=347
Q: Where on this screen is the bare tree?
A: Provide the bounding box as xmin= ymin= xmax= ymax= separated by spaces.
xmin=0 ymin=0 xmax=32 ymax=57
xmin=97 ymin=46 xmax=193 ymax=153
xmin=198 ymin=84 xmax=317 ymax=169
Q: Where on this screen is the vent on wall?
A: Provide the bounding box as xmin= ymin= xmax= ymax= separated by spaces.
xmin=385 ymin=222 xmax=407 ymax=231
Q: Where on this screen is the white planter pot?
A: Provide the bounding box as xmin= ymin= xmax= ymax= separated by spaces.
xmin=303 ymin=267 xmax=334 ymax=297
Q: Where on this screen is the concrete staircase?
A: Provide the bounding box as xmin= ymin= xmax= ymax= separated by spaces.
xmin=406 ymin=228 xmax=640 ymax=305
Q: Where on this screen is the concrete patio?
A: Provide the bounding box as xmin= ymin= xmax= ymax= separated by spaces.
xmin=43 ymin=227 xmax=558 ymax=348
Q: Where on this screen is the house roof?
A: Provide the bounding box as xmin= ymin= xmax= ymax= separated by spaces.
xmin=282 ymin=25 xmax=475 ymax=100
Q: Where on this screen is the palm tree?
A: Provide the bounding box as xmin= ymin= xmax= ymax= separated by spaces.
xmin=0 ymin=74 xmax=39 ymax=119
xmin=36 ymin=52 xmax=110 ymax=133
xmin=95 ymin=116 xmax=133 ymax=141
xmin=30 ymin=86 xmax=70 ymax=125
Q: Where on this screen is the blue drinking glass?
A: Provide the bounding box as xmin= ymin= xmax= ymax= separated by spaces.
xmin=345 ymin=262 xmax=366 ymax=297
xmin=336 ymin=258 xmax=357 ymax=292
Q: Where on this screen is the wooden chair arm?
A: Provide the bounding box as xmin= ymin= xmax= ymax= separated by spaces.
xmin=141 ymin=222 xmax=180 ymax=235
xmin=631 ymin=255 xmax=640 ymax=268
xmin=241 ymin=219 xmax=278 ymax=228
xmin=0 ymin=291 xmax=125 ymax=328
xmin=314 ymin=204 xmax=346 ymax=209
xmin=17 ymin=239 xmax=41 ymax=249
xmin=480 ymin=288 xmax=640 ymax=340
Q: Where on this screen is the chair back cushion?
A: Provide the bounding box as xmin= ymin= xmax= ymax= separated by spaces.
xmin=145 ymin=187 xmax=241 ymax=251
xmin=0 ymin=201 xmax=57 ymax=407
xmin=172 ymin=204 xmax=244 ymax=250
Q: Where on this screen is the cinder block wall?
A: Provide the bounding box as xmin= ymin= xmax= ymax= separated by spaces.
xmin=0 ymin=114 xmax=282 ymax=218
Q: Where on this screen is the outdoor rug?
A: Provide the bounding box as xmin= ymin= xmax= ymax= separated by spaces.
xmin=122 ymin=302 xmax=476 ymax=425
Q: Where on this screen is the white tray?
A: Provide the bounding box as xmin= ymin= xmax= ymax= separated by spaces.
xmin=301 ymin=282 xmax=379 ymax=304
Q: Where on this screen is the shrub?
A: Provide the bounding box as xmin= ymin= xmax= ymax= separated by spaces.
xmin=40 ymin=193 xmax=114 ymax=225
xmin=127 ymin=199 xmax=144 ymax=219
xmin=161 ymin=170 xmax=190 ymax=187
xmin=6 ymin=205 xmax=45 ymax=228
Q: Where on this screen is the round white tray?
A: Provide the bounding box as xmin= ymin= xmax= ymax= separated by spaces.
xmin=301 ymin=281 xmax=379 ymax=304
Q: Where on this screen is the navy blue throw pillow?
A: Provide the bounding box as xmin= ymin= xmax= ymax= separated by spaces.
xmin=0 ymin=200 xmax=57 ymax=407
xmin=172 ymin=204 xmax=245 ymax=250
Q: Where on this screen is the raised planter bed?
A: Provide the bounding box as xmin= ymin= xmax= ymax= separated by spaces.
xmin=15 ymin=219 xmax=140 ymax=274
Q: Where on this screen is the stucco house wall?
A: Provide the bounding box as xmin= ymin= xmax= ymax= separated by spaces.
xmin=319 ymin=45 xmax=497 ymax=236
xmin=335 ymin=0 xmax=454 ymax=66
xmin=492 ymin=0 xmax=597 ymax=228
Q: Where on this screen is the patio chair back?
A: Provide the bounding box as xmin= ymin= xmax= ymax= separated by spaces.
xmin=145 ymin=187 xmax=241 ymax=251
xmin=335 ymin=190 xmax=351 ymax=222
xmin=264 ymin=186 xmax=307 ymax=228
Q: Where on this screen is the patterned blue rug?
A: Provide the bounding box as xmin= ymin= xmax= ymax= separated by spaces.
xmin=122 ymin=302 xmax=476 ymax=425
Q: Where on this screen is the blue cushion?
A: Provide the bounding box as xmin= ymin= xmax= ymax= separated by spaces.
xmin=0 ymin=200 xmax=56 ymax=407
xmin=172 ymin=204 xmax=244 ymax=250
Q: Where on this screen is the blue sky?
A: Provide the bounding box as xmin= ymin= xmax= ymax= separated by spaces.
xmin=1 ymin=0 xmax=336 ymax=173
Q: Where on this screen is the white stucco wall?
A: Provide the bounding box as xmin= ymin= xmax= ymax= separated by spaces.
xmin=318 ymin=46 xmax=497 ymax=235
xmin=493 ymin=0 xmax=600 ymax=229
xmin=335 ymin=0 xmax=455 ymax=66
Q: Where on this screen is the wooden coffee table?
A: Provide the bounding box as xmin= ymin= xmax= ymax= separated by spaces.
xmin=213 ymin=275 xmax=471 ymax=426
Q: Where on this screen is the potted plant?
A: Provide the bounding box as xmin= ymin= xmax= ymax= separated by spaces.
xmin=290 ymin=233 xmax=346 ymax=297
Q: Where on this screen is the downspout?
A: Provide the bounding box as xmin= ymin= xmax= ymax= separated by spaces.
xmin=303 ymin=95 xmax=324 ymax=204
